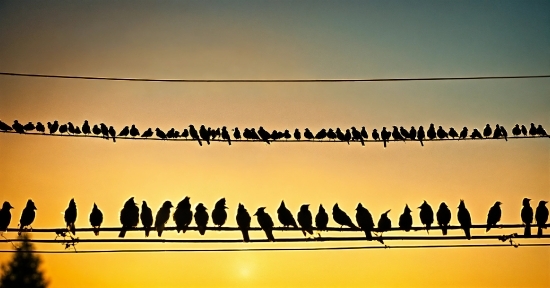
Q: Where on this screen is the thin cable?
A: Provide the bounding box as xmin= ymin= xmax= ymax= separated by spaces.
xmin=1 ymin=72 xmax=549 ymax=83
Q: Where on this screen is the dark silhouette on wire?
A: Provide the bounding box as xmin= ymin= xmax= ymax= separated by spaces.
xmin=174 ymin=197 xmax=193 ymax=233
xmin=155 ymin=201 xmax=173 ymax=237
xmin=297 ymin=204 xmax=313 ymax=236
xmin=536 ymin=201 xmax=548 ymax=237
xmin=236 ymin=203 xmax=251 ymax=242
xmin=254 ymin=207 xmax=275 ymax=242
xmin=119 ymin=197 xmax=139 ymax=238
xmin=521 ymin=198 xmax=533 ymax=236
xmin=0 ymin=202 xmax=14 ymax=233
xmin=486 ymin=201 xmax=502 ymax=232
xmin=18 ymin=200 xmax=37 ymax=236
xmin=212 ymin=198 xmax=228 ymax=227
xmin=140 ymin=201 xmax=153 ymax=237
xmin=89 ymin=203 xmax=103 ymax=236
xmin=64 ymin=199 xmax=77 ymax=235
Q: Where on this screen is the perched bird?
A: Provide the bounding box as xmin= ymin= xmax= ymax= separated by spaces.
xmin=448 ymin=127 xmax=458 ymax=139
xmin=355 ymin=203 xmax=374 ymax=240
xmin=459 ymin=127 xmax=468 ymax=140
xmin=470 ymin=128 xmax=483 ymax=139
xmin=89 ymin=203 xmax=103 ymax=236
xmin=108 ymin=126 xmax=116 ymax=142
xmin=189 ymin=125 xmax=202 ymax=146
xmin=381 ymin=127 xmax=390 ymax=148
xmin=255 ymin=207 xmax=275 ymax=241
xmin=58 ymin=124 xmax=68 ymax=135
xmin=0 ymin=202 xmax=14 ymax=232
xmin=243 ymin=128 xmax=252 ymax=140
xmin=427 ymin=124 xmax=436 ymax=140
xmin=436 ymin=126 xmax=448 ymax=139
xmin=82 ymin=120 xmax=91 ymax=135
xmin=500 ymin=125 xmax=508 ymax=141
xmin=512 ymin=124 xmax=521 ymax=137
xmin=118 ymin=126 xmax=129 ymax=137
xmin=344 ymin=129 xmax=352 ymax=144
xmin=74 ymin=126 xmax=81 ymax=134
xmin=67 ymin=122 xmax=75 ymax=134
xmin=392 ymin=126 xmax=405 ymax=142
xmin=173 ymin=129 xmax=180 ymax=138
xmin=173 ymin=197 xmax=193 ymax=233
xmin=49 ymin=120 xmax=59 ymax=134
xmin=521 ymin=198 xmax=533 ymax=236
xmin=529 ymin=123 xmax=537 ymax=136
xmin=0 ymin=120 xmax=13 ymax=131
xmin=130 ymin=125 xmax=140 ymax=137
xmin=537 ymin=125 xmax=548 ymax=136
xmin=233 ymin=127 xmax=241 ymax=140
xmin=92 ymin=124 xmax=101 ymax=136
xmin=315 ymin=204 xmax=329 ymax=231
xmin=35 ymin=122 xmax=45 ymax=133
xmin=221 ymin=126 xmax=231 ymax=145
xmin=64 ymin=198 xmax=77 ymax=235
xmin=199 ymin=125 xmax=210 ymax=145
xmin=100 ymin=123 xmax=109 ymax=140
xmin=119 ymin=197 xmax=139 ymax=238
xmin=419 ymin=201 xmax=434 ymax=233
xmin=23 ymin=122 xmax=35 ymax=132
xmin=458 ymin=200 xmax=472 ymax=239
xmin=12 ymin=120 xmax=25 ymax=133
xmin=399 ymin=126 xmax=410 ymax=139
xmin=212 ymin=198 xmax=228 ymax=227
xmin=486 ymin=201 xmax=502 ymax=232
xmin=283 ymin=129 xmax=292 ymax=140
xmin=304 ymin=128 xmax=314 ymax=141
xmin=351 ymin=127 xmax=364 ymax=146
xmin=417 ymin=126 xmax=425 ymax=146
xmin=483 ymin=124 xmax=492 ymax=138
xmin=155 ymin=128 xmax=167 ymax=140
xmin=236 ymin=203 xmax=251 ymax=242
xmin=521 ymin=124 xmax=528 ymax=136
xmin=371 ymin=129 xmax=380 ymax=141
xmin=408 ymin=126 xmax=417 ymax=141
xmin=297 ymin=204 xmax=313 ymax=236
xmin=377 ymin=210 xmax=392 ymax=234
xmin=333 ymin=203 xmax=357 ymax=229
xmin=154 ymin=201 xmax=173 ymax=237
xmin=336 ymin=128 xmax=345 ymax=142
xmin=19 ymin=200 xmax=37 ymax=236
xmin=258 ymin=126 xmax=271 ymax=144
xmin=492 ymin=124 xmax=502 ymax=139
xmin=361 ymin=127 xmax=369 ymax=139
xmin=194 ymin=203 xmax=209 ymax=236
xmin=398 ymin=205 xmax=412 ymax=232
xmin=181 ymin=128 xmax=189 ymax=139
xmin=141 ymin=201 xmax=153 ymax=237
xmin=535 ymin=201 xmax=548 ymax=237
xmin=315 ymin=129 xmax=327 ymax=141
xmin=436 ymin=202 xmax=451 ymax=235
xmin=141 ymin=128 xmax=153 ymax=138
xmin=277 ymin=201 xmax=298 ymax=228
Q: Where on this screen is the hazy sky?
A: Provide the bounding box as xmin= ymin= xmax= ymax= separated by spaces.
xmin=1 ymin=1 xmax=549 ymax=287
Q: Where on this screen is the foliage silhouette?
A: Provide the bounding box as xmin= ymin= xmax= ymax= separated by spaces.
xmin=0 ymin=234 xmax=48 ymax=288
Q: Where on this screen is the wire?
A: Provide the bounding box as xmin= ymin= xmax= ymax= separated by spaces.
xmin=1 ymin=72 xmax=549 ymax=83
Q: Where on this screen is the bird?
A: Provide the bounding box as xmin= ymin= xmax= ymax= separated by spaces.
xmin=470 ymin=128 xmax=483 ymax=139
xmin=483 ymin=124 xmax=492 ymax=138
xmin=537 ymin=125 xmax=548 ymax=136
xmin=233 ymin=127 xmax=241 ymax=140
xmin=0 ymin=120 xmax=13 ymax=131
xmin=119 ymin=197 xmax=139 ymax=238
xmin=408 ymin=126 xmax=417 ymax=141
xmin=165 ymin=129 xmax=174 ymax=138
xmin=108 ymin=126 xmax=116 ymax=142
xmin=92 ymin=124 xmax=101 ymax=136
xmin=180 ymin=128 xmax=189 ymax=139
xmin=492 ymin=124 xmax=502 ymax=139
xmin=11 ymin=120 xmax=25 ymax=133
xmin=521 ymin=198 xmax=533 ymax=236
xmin=333 ymin=204 xmax=357 ymax=229
xmin=258 ymin=127 xmax=271 ymax=144
xmin=64 ymin=198 xmax=77 ymax=235
xmin=512 ymin=124 xmax=521 ymax=137
xmin=351 ymin=127 xmax=364 ymax=146
xmin=315 ymin=129 xmax=327 ymax=141
xmin=356 ymin=203 xmax=374 ymax=240
xmin=521 ymin=124 xmax=528 ymax=136
xmin=500 ymin=125 xmax=508 ymax=141
xmin=436 ymin=126 xmax=448 ymax=139
xmin=35 ymin=122 xmax=45 ymax=133
xmin=130 ymin=125 xmax=140 ymax=137
xmin=67 ymin=122 xmax=75 ymax=134
xmin=399 ymin=126 xmax=410 ymax=139
xmin=283 ymin=129 xmax=291 ymax=140
xmin=58 ymin=124 xmax=68 ymax=135
xmin=173 ymin=129 xmax=180 ymax=138
xmin=371 ymin=129 xmax=380 ymax=141
xmin=212 ymin=198 xmax=228 ymax=227
xmin=398 ymin=205 xmax=412 ymax=232
xmin=377 ymin=210 xmax=392 ymax=235
xmin=189 ymin=125 xmax=202 ymax=146
xmin=277 ymin=201 xmax=298 ymax=229
xmin=236 ymin=203 xmax=251 ymax=242
xmin=427 ymin=124 xmax=436 ymax=140
xmin=448 ymin=127 xmax=458 ymax=139
xmin=254 ymin=207 xmax=275 ymax=241
xmin=82 ymin=120 xmax=91 ymax=135
xmin=436 ymin=202 xmax=451 ymax=235
xmin=141 ymin=201 xmax=153 ymax=237
xmin=221 ymin=126 xmax=231 ymax=145
xmin=457 ymin=200 xmax=472 ymax=239
xmin=173 ymin=197 xmax=193 ymax=233
xmin=529 ymin=123 xmax=537 ymax=136
xmin=392 ymin=126 xmax=406 ymax=142
xmin=0 ymin=202 xmax=14 ymax=232
xmin=417 ymin=126 xmax=425 ymax=146
xmin=74 ymin=126 xmax=81 ymax=134
xmin=304 ymin=128 xmax=314 ymax=141
xmin=118 ymin=126 xmax=129 ymax=137
xmin=381 ymin=127 xmax=390 ymax=148
xmin=194 ymin=203 xmax=209 ymax=236
xmin=89 ymin=203 xmax=103 ymax=236
xmin=23 ymin=122 xmax=35 ymax=132
xmin=361 ymin=127 xmax=369 ymax=140
xmin=49 ymin=120 xmax=59 ymax=134
xmin=315 ymin=204 xmax=329 ymax=231
xmin=141 ymin=128 xmax=153 ymax=138
xmin=419 ymin=201 xmax=434 ymax=233
xmin=18 ymin=199 xmax=37 ymax=236
xmin=336 ymin=128 xmax=345 ymax=142
xmin=486 ymin=201 xmax=502 ymax=232
xmin=154 ymin=201 xmax=173 ymax=237
xmin=535 ymin=201 xmax=548 ymax=237
xmin=459 ymin=127 xmax=468 ymax=140
xmin=199 ymin=125 xmax=211 ymax=145
xmin=343 ymin=129 xmax=351 ymax=144
xmin=297 ymin=204 xmax=313 ymax=236
xmin=155 ymin=128 xmax=167 ymax=140
xmin=100 ymin=123 xmax=109 ymax=140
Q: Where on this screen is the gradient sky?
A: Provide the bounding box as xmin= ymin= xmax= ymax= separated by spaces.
xmin=0 ymin=1 xmax=549 ymax=287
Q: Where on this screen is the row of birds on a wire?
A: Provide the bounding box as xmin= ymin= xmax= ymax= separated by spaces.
xmin=1 ymin=198 xmax=548 ymax=242
xmin=1 ymin=119 xmax=548 ymax=147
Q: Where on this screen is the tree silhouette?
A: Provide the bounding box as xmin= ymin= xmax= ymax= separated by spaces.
xmin=0 ymin=234 xmax=48 ymax=288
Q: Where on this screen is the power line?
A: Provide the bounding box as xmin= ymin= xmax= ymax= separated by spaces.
xmin=1 ymin=72 xmax=549 ymax=83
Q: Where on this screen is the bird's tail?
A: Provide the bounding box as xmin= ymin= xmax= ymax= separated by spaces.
xmin=199 ymin=226 xmax=206 ymax=235
xmin=360 ymin=138 xmax=365 ymax=146
xmin=145 ymin=227 xmax=150 ymax=237
xmin=426 ymin=224 xmax=430 ymax=234
xmin=112 ymin=136 xmax=116 ymax=143
xmin=364 ymin=230 xmax=372 ymax=241
xmin=524 ymin=224 xmax=531 ymax=236
xmin=241 ymin=229 xmax=250 ymax=242
xmin=196 ymin=138 xmax=202 ymax=146
xmin=206 ymin=139 xmax=210 ymax=145
xmin=486 ymin=226 xmax=491 ymax=232
xmin=228 ymin=138 xmax=231 ymax=146
xmin=441 ymin=224 xmax=447 ymax=236
xmin=383 ymin=140 xmax=387 ymax=148
xmin=464 ymin=228 xmax=471 ymax=240
xmin=420 ymin=139 xmax=424 ymax=146
xmin=18 ymin=226 xmax=23 ymax=236
xmin=266 ymin=230 xmax=275 ymax=242
xmin=538 ymin=226 xmax=543 ymax=237
xmin=118 ymin=228 xmax=127 ymax=238
xmin=504 ymin=136 xmax=507 ymax=141
xmin=69 ymin=223 xmax=76 ymax=235
xmin=307 ymin=228 xmax=314 ymax=235
xmin=93 ymin=227 xmax=100 ymax=236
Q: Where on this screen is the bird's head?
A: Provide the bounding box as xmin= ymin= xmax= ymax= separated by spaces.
xmin=254 ymin=207 xmax=266 ymax=216
xmin=2 ymin=201 xmax=13 ymax=210
xmin=495 ymin=201 xmax=502 ymax=206
xmin=522 ymin=198 xmax=531 ymax=206
xmin=163 ymin=201 xmax=173 ymax=209
xmin=300 ymin=204 xmax=309 ymax=211
xmin=404 ymin=205 xmax=411 ymax=213
xmin=333 ymin=203 xmax=340 ymax=211
xmin=69 ymin=198 xmax=76 ymax=207
xmin=540 ymin=201 xmax=548 ymax=206
xmin=355 ymin=203 xmax=363 ymax=211
xmin=383 ymin=209 xmax=391 ymax=215
xmin=418 ymin=200 xmax=429 ymax=209
xmin=93 ymin=203 xmax=98 ymax=209
xmin=439 ymin=202 xmax=448 ymax=209
xmin=215 ymin=198 xmax=227 ymax=209
xmin=142 ymin=201 xmax=148 ymax=207
xmin=27 ymin=199 xmax=37 ymax=210
xmin=458 ymin=199 xmax=465 ymax=208
xmin=196 ymin=203 xmax=207 ymax=211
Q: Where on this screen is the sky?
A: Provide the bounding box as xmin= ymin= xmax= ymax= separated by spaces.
xmin=0 ymin=1 xmax=549 ymax=287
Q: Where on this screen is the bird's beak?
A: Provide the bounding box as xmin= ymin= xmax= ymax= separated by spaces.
xmin=253 ymin=212 xmax=257 ymax=216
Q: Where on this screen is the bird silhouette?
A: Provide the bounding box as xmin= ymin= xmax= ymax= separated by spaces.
xmin=108 ymin=126 xmax=116 ymax=142
xmin=297 ymin=204 xmax=313 ymax=236
xmin=64 ymin=198 xmax=77 ymax=235
xmin=67 ymin=122 xmax=75 ymax=134
xmin=12 ymin=120 xmax=25 ymax=133
xmin=483 ymin=124 xmax=492 ymax=138
xmin=173 ymin=129 xmax=180 ymax=138
xmin=155 ymin=128 xmax=167 ymax=140
xmin=212 ymin=198 xmax=228 ymax=227
xmin=326 ymin=128 xmax=336 ymax=141
xmin=315 ymin=129 xmax=327 ymax=141
xmin=188 ymin=125 xmax=202 ymax=146
xmin=448 ymin=127 xmax=458 ymax=139
xmin=49 ymin=120 xmax=59 ymax=134
xmin=512 ymin=124 xmax=521 ymax=137
xmin=199 ymin=125 xmax=211 ymax=145
xmin=408 ymin=126 xmax=417 ymax=141
xmin=236 ymin=203 xmax=251 ymax=242
xmin=537 ymin=125 xmax=548 ymax=136
xmin=459 ymin=127 xmax=468 ymax=140
xmin=427 ymin=124 xmax=436 ymax=140
xmin=417 ymin=126 xmax=425 ymax=146
xmin=521 ymin=124 xmax=528 ymax=136
xmin=213 ymin=127 xmax=221 ymax=140
xmin=283 ymin=129 xmax=291 ymax=140
xmin=89 ymin=203 xmax=103 ymax=236
xmin=371 ymin=129 xmax=380 ymax=141
xmin=336 ymin=128 xmax=345 ymax=142
xmin=141 ymin=128 xmax=153 ymax=138
xmin=82 ymin=120 xmax=91 ymax=135
xmin=529 ymin=123 xmax=537 ymax=136
xmin=500 ymin=125 xmax=508 ymax=141
xmin=254 ymin=207 xmax=275 ymax=241
xmin=74 ymin=126 xmax=81 ymax=134
xmin=486 ymin=201 xmax=502 ymax=232
xmin=100 ymin=123 xmax=109 ymax=140
xmin=351 ymin=127 xmax=364 ymax=145
xmin=243 ymin=128 xmax=252 ymax=140
xmin=398 ymin=205 xmax=412 ymax=232
xmin=457 ymin=200 xmax=472 ymax=239
xmin=492 ymin=124 xmax=502 ymax=139
xmin=221 ymin=126 xmax=231 ymax=145
xmin=304 ymin=128 xmax=314 ymax=141
xmin=355 ymin=203 xmax=374 ymax=240
xmin=36 ymin=122 xmax=45 ymax=133
xmin=173 ymin=197 xmax=193 ymax=233
xmin=381 ymin=127 xmax=390 ymax=148
xmin=141 ymin=201 xmax=153 ymax=237
xmin=392 ymin=126 xmax=406 ymax=142
xmin=258 ymin=127 xmax=271 ymax=144
xmin=521 ymin=198 xmax=533 ymax=236
xmin=315 ymin=204 xmax=329 ymax=231
xmin=0 ymin=120 xmax=13 ymax=131
xmin=92 ymin=124 xmax=101 ymax=136
xmin=119 ymin=197 xmax=139 ymax=238
xmin=470 ymin=128 xmax=483 ymax=139
xmin=249 ymin=128 xmax=260 ymax=140
xmin=118 ymin=126 xmax=129 ymax=137
xmin=130 ymin=125 xmax=140 ymax=137
xmin=154 ymin=201 xmax=173 ymax=237
xmin=332 ymin=203 xmax=357 ymax=229
xmin=194 ymin=203 xmax=209 ymax=236
xmin=59 ymin=124 xmax=68 ymax=135
xmin=436 ymin=202 xmax=451 ymax=235
xmin=399 ymin=126 xmax=410 ymax=139
xmin=0 ymin=202 xmax=14 ymax=232
xmin=272 ymin=130 xmax=284 ymax=141
xmin=277 ymin=201 xmax=298 ymax=229
xmin=436 ymin=126 xmax=448 ymax=139
xmin=535 ymin=201 xmax=548 ymax=237
xmin=344 ymin=129 xmax=352 ymax=144
xmin=377 ymin=210 xmax=392 ymax=235
xmin=23 ymin=122 xmax=35 ymax=132
xmin=18 ymin=199 xmax=37 ymax=236
xmin=419 ymin=201 xmax=434 ymax=233
xmin=232 ymin=127 xmax=241 ymax=140
xmin=361 ymin=127 xmax=369 ymax=140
